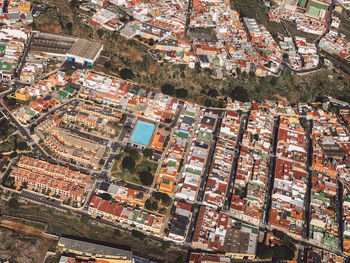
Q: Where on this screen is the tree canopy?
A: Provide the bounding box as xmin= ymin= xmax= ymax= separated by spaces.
xmin=142 ymin=148 xmax=153 ymax=158
xmin=120 ymin=68 xmax=135 ymax=80
xmin=122 ymin=156 xmax=135 ymax=170
xmin=161 ymin=84 xmax=175 ymax=96
xmin=17 ymin=141 xmax=28 ymax=151
xmin=175 ymin=88 xmax=188 ymax=98
xmin=129 ymin=149 xmax=139 ymax=160
xmin=139 ymin=170 xmax=154 ymax=186
xmin=257 ymin=245 xmax=294 ymax=260
xmin=99 ymin=193 xmax=112 ymax=201
xmin=8 ymin=197 xmax=19 ymax=210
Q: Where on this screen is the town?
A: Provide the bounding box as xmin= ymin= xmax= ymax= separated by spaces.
xmin=0 ymin=0 xmax=350 ymax=263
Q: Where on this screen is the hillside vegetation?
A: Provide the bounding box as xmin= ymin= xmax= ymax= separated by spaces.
xmin=32 ymin=0 xmax=350 ymax=106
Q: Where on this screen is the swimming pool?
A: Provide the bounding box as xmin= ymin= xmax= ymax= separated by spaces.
xmin=130 ymin=121 xmax=156 ymax=146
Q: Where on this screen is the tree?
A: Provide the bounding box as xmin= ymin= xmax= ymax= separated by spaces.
xmin=10 ymin=152 xmax=17 ymax=159
xmin=0 ymin=118 xmax=8 ymax=138
xmin=257 ymin=245 xmax=274 ymax=259
xmin=17 ymin=141 xmax=28 ymax=151
xmin=139 ymin=170 xmax=154 ymax=186
xmin=270 ymin=76 xmax=278 ymax=86
xmin=142 ymin=149 xmax=153 ymax=158
xmin=145 ymin=199 xmax=152 ymax=210
xmin=7 ymin=98 xmax=16 ymax=107
xmin=120 ymin=68 xmax=134 ymax=80
xmin=122 ymin=156 xmax=135 ymax=170
xmin=204 ymin=99 xmax=212 ymax=107
xmin=99 ymin=193 xmax=112 ymax=201
xmin=160 ymin=84 xmax=175 ymax=96
xmin=115 ymin=154 xmax=122 ymax=161
xmin=151 ymin=201 xmax=158 ymax=211
xmin=161 ymin=241 xmax=170 ymax=249
xmin=148 ymin=38 xmax=155 ymax=46
xmin=131 ymin=229 xmax=144 ymax=239
xmin=99 ymin=159 xmax=105 ymax=166
xmin=66 ymin=22 xmax=73 ymax=34
xmin=179 ymin=64 xmax=186 ymax=71
xmin=231 ymin=86 xmax=249 ymax=102
xmin=207 ymin=88 xmax=219 ymax=97
xmin=97 ymin=29 xmax=104 ymax=38
xmin=124 ymin=146 xmax=132 ymax=153
xmin=155 ymin=192 xmax=162 ymax=200
xmin=70 ymin=0 xmax=79 ymax=8
xmin=8 ymin=197 xmax=19 ymax=210
xmin=195 ymin=62 xmax=201 ymax=73
xmin=129 ymin=149 xmax=139 ymax=160
xmin=274 ymin=246 xmax=287 ymax=259
xmin=120 ymin=113 xmax=127 ymax=124
xmin=160 ymin=193 xmax=171 ymax=205
xmin=175 ymin=88 xmax=188 ymax=98
xmin=104 ymin=61 xmax=112 ymax=68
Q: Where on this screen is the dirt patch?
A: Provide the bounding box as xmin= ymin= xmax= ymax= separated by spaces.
xmin=0 ymin=219 xmax=53 ymax=240
xmin=0 ymin=227 xmax=57 ymax=263
xmin=273 ymin=94 xmax=289 ymax=104
xmin=37 ymin=24 xmax=62 ymax=34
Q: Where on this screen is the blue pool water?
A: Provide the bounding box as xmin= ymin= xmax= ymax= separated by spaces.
xmin=130 ymin=121 xmax=155 ymax=146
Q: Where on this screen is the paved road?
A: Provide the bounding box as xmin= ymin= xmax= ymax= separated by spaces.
xmin=196 ymin=110 xmax=224 ymax=203
xmin=263 ymin=116 xmax=280 ymax=225
xmin=184 ymin=0 xmax=193 ymax=37
xmin=303 ymin=120 xmax=313 ymax=239
xmin=15 ymin=33 xmax=33 ymax=78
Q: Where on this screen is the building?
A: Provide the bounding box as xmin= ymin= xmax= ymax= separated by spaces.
xmin=166 ymin=201 xmax=192 ymax=243
xmin=89 ymin=195 xmax=165 ymax=236
xmin=66 ymin=39 xmax=103 ymax=66
xmin=224 ymin=219 xmax=258 ymax=260
xmin=9 ymin=156 xmax=91 ymax=206
xmin=192 ymin=206 xmax=228 ymax=251
xmin=30 ymin=32 xmax=103 ymax=66
xmin=189 ymin=253 xmax=231 ymax=263
xmin=58 ymin=235 xmax=132 ymax=263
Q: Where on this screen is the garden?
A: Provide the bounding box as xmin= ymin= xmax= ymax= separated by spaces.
xmin=111 ymin=147 xmax=157 ymax=186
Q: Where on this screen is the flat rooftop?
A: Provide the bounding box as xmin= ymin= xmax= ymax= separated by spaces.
xmin=68 ymin=38 xmax=103 ymax=61
xmin=224 ymin=225 xmax=257 ymax=255
xmin=30 ymin=32 xmax=76 ymax=54
xmin=59 ymin=236 xmax=132 ymax=259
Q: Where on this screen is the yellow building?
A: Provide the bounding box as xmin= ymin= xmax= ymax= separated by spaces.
xmin=18 ymin=1 xmax=32 ymax=13
xmin=15 ymin=88 xmax=31 ymax=101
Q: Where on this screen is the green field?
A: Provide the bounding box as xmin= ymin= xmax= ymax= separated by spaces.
xmin=111 ymin=151 xmax=158 ymax=186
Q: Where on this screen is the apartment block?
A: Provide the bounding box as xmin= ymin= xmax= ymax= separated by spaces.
xmin=269 ymin=116 xmax=307 ymax=239
xmin=203 ymin=110 xmax=240 ymax=208
xmin=156 ymin=103 xmax=199 ymax=195
xmin=175 ymin=109 xmax=218 ymax=202
xmin=89 ymin=195 xmax=165 ymax=236
xmin=230 ymin=108 xmax=274 ymax=226
xmin=10 ymin=156 xmax=91 ymax=206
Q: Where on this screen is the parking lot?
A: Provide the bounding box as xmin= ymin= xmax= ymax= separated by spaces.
xmin=21 ymin=190 xmax=62 ymax=207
